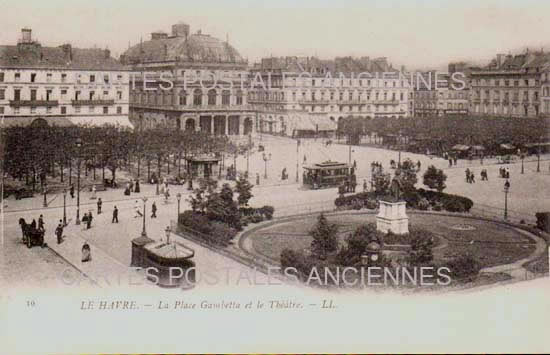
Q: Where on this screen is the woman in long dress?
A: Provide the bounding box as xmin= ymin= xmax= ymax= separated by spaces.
xmin=81 ymin=242 xmax=91 ymax=262
xmin=91 ymin=185 xmax=97 ymax=200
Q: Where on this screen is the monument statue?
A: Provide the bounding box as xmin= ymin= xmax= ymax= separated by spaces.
xmin=376 ymin=168 xmax=409 ymax=235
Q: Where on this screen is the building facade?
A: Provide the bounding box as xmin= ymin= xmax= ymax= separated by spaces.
xmin=413 ymin=72 xmax=469 ymax=117
xmin=0 ymin=28 xmax=131 ymax=127
xmin=122 ymin=23 xmax=255 ymax=137
xmin=469 ymin=51 xmax=550 ymax=117
xmin=249 ymin=56 xmax=413 ymax=136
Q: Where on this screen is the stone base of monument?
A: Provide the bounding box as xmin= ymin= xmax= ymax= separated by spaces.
xmin=376 ymin=200 xmax=409 ymax=235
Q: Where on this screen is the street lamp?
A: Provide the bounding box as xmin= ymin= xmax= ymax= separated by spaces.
xmin=165 ymin=226 xmax=171 ymax=244
xmin=262 ymin=152 xmax=271 ymax=179
xmin=176 ymin=193 xmax=182 ymax=217
xmin=503 ymin=180 xmax=510 ymax=220
xmin=43 ymin=183 xmax=48 ymax=207
xmin=537 ymin=147 xmax=540 ymax=173
xmin=296 ymin=139 xmax=300 ymax=183
xmin=141 ymin=197 xmax=148 ymax=237
xmin=62 ymin=188 xmax=67 ymax=226
xmin=520 ymin=152 xmax=525 ymax=174
xmin=75 ymin=138 xmax=82 ymax=225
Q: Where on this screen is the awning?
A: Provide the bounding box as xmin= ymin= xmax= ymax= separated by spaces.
xmin=500 ymin=143 xmax=515 ymax=150
xmin=290 ymin=113 xmax=337 ymax=132
xmin=1 ymin=116 xmax=74 ymax=127
xmin=68 ymin=116 xmax=134 ymax=129
xmin=451 ymin=144 xmax=470 ymax=151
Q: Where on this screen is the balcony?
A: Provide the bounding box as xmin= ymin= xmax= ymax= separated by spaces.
xmin=373 ymin=100 xmax=400 ymax=105
xmin=72 ymin=99 xmax=115 ymax=106
xmin=298 ymin=99 xmax=330 ymax=105
xmin=9 ymin=100 xmax=59 ymax=107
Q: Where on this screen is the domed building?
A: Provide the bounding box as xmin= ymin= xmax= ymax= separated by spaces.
xmin=123 ymin=22 xmax=255 ymax=136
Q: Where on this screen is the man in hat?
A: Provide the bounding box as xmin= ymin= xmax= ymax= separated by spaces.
xmin=97 ymin=198 xmax=102 ymax=214
xmin=55 ymin=220 xmax=64 ymax=244
xmin=38 ymin=215 xmax=45 ymax=232
xmin=151 ymin=201 xmax=157 ymax=218
xmin=112 ymin=206 xmax=119 ymax=223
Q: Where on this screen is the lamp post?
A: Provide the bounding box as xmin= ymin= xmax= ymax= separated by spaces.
xmin=262 ymin=152 xmax=271 ymax=179
xmin=43 ymin=183 xmax=48 ymax=207
xmin=520 ymin=152 xmax=525 ymax=174
xmin=504 ymin=180 xmax=510 ymax=220
xmin=75 ymin=138 xmax=82 ymax=225
xmin=296 ymin=139 xmax=300 ymax=183
xmin=165 ymin=226 xmax=171 ymax=244
xmin=62 ymin=188 xmax=67 ymax=226
xmin=141 ymin=196 xmax=148 ymax=237
xmin=176 ymin=193 xmax=181 ymax=217
xmin=537 ymin=147 xmax=540 ymax=173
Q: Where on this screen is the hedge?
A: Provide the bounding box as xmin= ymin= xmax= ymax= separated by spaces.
xmin=178 ymin=211 xmax=237 ymax=246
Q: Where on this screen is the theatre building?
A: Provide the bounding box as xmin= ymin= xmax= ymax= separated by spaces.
xmin=122 ymin=22 xmax=255 ymax=136
xmin=0 ymin=28 xmax=131 ymax=128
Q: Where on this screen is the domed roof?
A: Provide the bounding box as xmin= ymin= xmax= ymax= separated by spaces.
xmin=122 ymin=31 xmax=245 ymax=65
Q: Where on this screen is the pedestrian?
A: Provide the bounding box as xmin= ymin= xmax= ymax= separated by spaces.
xmin=151 ymin=202 xmax=157 ymax=218
xmin=465 ymin=168 xmax=470 ymax=183
xmin=256 ymin=173 xmax=260 ymax=185
xmin=90 ymin=185 xmax=97 ymax=200
xmin=55 ymin=220 xmax=64 ymax=244
xmin=70 ymin=184 xmax=75 ymax=199
xmin=81 ymin=241 xmax=91 ymax=262
xmin=454 ymin=156 xmax=458 ymax=166
xmin=86 ymin=211 xmax=93 ymax=229
xmin=124 ymin=183 xmax=131 ymax=196
xmin=449 ymin=158 xmax=452 ymax=167
xmin=353 ymin=160 xmax=357 ymax=169
xmin=112 ymin=206 xmax=119 ymax=223
xmin=38 ymin=214 xmax=45 ymax=232
xmin=97 ymin=198 xmax=102 ymax=214
xmin=470 ymin=172 xmax=475 ymax=183
xmin=134 ymin=180 xmax=140 ymax=193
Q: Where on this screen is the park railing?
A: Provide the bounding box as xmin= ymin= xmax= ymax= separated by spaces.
xmin=469 ymin=202 xmax=537 ymax=225
xmin=274 ymin=199 xmax=337 ymax=218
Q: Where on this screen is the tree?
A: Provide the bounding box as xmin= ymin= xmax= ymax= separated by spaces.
xmin=309 ymin=213 xmax=338 ymax=259
xmin=423 ymin=165 xmax=447 ymax=192
xmin=407 ymin=233 xmax=434 ymax=266
xmin=373 ymin=171 xmax=391 ymax=194
xmin=398 ymin=158 xmax=418 ymax=193
xmin=235 ymin=176 xmax=253 ymax=206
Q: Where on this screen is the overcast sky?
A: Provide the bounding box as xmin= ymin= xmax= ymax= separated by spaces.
xmin=1 ymin=0 xmax=549 ymax=70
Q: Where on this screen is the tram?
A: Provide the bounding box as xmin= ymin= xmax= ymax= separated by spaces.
xmin=302 ymin=161 xmax=352 ymax=189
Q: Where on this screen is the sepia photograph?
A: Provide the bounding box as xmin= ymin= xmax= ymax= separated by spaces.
xmin=0 ymin=0 xmax=549 ymax=353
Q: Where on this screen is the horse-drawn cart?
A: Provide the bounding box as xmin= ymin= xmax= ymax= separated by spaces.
xmin=19 ymin=218 xmax=46 ymax=248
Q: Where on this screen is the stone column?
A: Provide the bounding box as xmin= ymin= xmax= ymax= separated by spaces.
xmin=224 ymin=115 xmax=229 ymax=135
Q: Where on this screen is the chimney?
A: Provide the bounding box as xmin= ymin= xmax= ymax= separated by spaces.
xmin=172 ymin=22 xmax=190 ymax=38
xmin=61 ymin=44 xmax=73 ymax=61
xmin=21 ymin=28 xmax=32 ymax=43
xmin=151 ymin=31 xmax=168 ymax=40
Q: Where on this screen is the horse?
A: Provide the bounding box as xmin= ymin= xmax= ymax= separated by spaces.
xmin=18 ymin=218 xmax=27 ymax=242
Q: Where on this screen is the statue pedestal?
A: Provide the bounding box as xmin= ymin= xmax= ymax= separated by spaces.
xmin=376 ymin=200 xmax=409 ymax=235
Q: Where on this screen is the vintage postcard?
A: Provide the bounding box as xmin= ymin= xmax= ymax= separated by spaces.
xmin=1 ymin=0 xmax=549 ymax=353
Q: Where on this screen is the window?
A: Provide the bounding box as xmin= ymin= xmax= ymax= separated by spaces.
xmin=31 ymin=107 xmax=36 ymax=114
xmin=88 ymin=106 xmax=94 ymax=113
xmin=46 ymin=73 xmax=52 ymax=82
xmin=46 ymin=90 xmax=52 ymax=101
xmin=90 ymin=75 xmax=95 ymax=83
xmin=117 ymin=74 xmax=123 ymax=81
xmin=61 ymin=106 xmax=67 ymax=114
xmin=0 ymin=89 xmax=4 ymax=100
xmin=75 ymin=91 xmax=80 ymax=100
xmin=103 ymin=74 xmax=109 ymax=84
xmin=15 ymin=73 xmax=20 ymax=82
xmin=14 ymin=89 xmax=20 ymax=101
xmin=61 ymin=89 xmax=67 ymax=99
xmin=117 ymin=106 xmax=122 ymax=114
xmin=103 ymin=106 xmax=108 ymax=114
xmin=0 ymin=107 xmax=4 ymax=114
xmin=30 ymin=89 xmax=37 ymax=101
xmin=75 ymin=106 xmax=81 ymax=113
xmin=0 ymin=72 xmax=4 ymax=82
xmin=31 ymin=73 xmax=36 ymax=83
xmin=46 ymin=107 xmax=52 ymax=114
xmin=179 ymin=90 xmax=187 ymax=105
xmin=236 ymin=90 xmax=243 ymax=105
xmin=193 ymin=89 xmax=202 ymax=106
xmin=117 ymin=91 xmax=122 ymax=100
xmin=61 ymin=73 xmax=67 ymax=83
xmin=222 ymin=90 xmax=230 ymax=105
xmin=103 ymin=90 xmax=109 ymax=96
xmin=89 ymin=91 xmax=94 ymax=100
